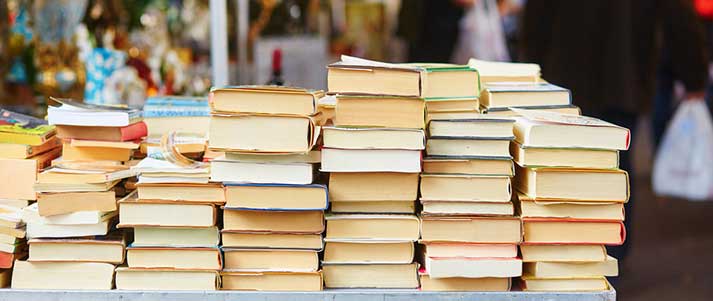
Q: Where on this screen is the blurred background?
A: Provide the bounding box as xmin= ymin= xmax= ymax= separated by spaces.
xmin=0 ymin=1 xmax=713 ymax=299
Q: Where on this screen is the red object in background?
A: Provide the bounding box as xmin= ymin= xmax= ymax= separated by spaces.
xmin=267 ymin=48 xmax=285 ymax=86
xmin=695 ymin=0 xmax=713 ymax=19
xmin=0 ymin=252 xmax=24 ymax=269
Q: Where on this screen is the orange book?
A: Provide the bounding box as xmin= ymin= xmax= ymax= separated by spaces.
xmin=0 ymin=251 xmax=26 ymax=269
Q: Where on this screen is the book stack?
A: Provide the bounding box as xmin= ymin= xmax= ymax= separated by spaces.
xmin=469 ymin=60 xmax=580 ymax=117
xmin=419 ymin=115 xmax=522 ymax=291
xmin=208 ymin=86 xmax=326 ymax=291
xmin=141 ymin=96 xmax=211 ymax=158
xmin=511 ymin=109 xmax=629 ymax=291
xmin=321 ymin=56 xmax=477 ymax=289
xmin=12 ymin=99 xmax=145 ymax=290
xmin=0 ymin=109 xmax=62 ymax=287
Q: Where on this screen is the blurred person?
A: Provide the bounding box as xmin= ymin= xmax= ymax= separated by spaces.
xmin=451 ymin=0 xmax=510 ymax=63
xmin=520 ymin=0 xmax=707 ymax=262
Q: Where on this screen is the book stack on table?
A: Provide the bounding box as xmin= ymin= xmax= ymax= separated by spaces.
xmin=140 ymin=96 xmax=211 ymax=158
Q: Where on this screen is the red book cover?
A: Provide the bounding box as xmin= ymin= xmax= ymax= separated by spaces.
xmin=0 ymin=251 xmax=25 ymax=268
xmin=118 ymin=121 xmax=148 ymax=141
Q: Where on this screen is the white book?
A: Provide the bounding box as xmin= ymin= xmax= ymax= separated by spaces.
xmin=22 ymin=203 xmax=115 ymax=225
xmin=47 ymin=100 xmax=141 ymax=127
xmin=26 ymin=219 xmax=113 ymax=239
xmin=211 ymin=158 xmax=313 ymax=184
xmin=321 ymin=148 xmax=421 ymax=173
xmin=425 ymin=256 xmax=522 ymax=278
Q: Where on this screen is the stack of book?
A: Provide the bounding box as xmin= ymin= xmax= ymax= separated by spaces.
xmin=469 ymin=60 xmax=580 ymax=117
xmin=511 ymin=109 xmax=629 ymax=291
xmin=208 ymin=86 xmax=326 ymax=291
xmin=141 ymin=96 xmax=210 ymax=158
xmin=12 ymin=100 xmax=144 ymax=289
xmin=0 ymin=109 xmax=61 ymax=287
xmin=419 ymin=116 xmax=522 ymax=291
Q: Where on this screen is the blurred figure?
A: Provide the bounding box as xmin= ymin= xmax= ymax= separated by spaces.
xmin=397 ymin=0 xmax=471 ymax=62
xmin=451 ymin=0 xmax=510 ymax=63
xmin=520 ymin=0 xmax=707 ymax=262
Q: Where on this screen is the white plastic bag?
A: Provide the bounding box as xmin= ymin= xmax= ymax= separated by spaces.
xmin=652 ymin=100 xmax=713 ymax=201
xmin=451 ymin=0 xmax=510 ymax=64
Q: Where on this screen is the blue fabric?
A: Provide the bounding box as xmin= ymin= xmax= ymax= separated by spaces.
xmin=84 ymin=48 xmax=126 ymax=105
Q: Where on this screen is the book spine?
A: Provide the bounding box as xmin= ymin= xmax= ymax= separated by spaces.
xmin=119 ymin=122 xmax=148 ymax=141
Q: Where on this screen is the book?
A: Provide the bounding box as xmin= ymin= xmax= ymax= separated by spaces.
xmin=115 ymin=268 xmax=218 ymax=290
xmin=325 ymin=214 xmax=419 ymax=241
xmin=421 ymin=201 xmax=514 ymax=216
xmin=483 ymin=105 xmax=581 ymax=116
xmin=329 ymin=56 xmax=478 ymax=98
xmin=0 ymin=109 xmax=55 ymax=146
xmin=211 ymin=158 xmax=314 ymax=184
xmin=0 ymin=233 xmax=23 ymax=245
xmin=132 ymin=226 xmax=220 ymax=247
xmin=37 ymin=191 xmax=116 ymax=216
xmin=61 ymin=142 xmax=135 ymax=162
xmin=515 ymin=167 xmax=629 ymax=202
xmin=221 ymin=271 xmax=323 ymax=291
xmin=209 ymin=114 xmax=317 ymax=153
xmin=223 ymin=249 xmax=318 ymax=272
xmin=419 ymin=272 xmax=511 ymax=291
xmin=126 ymin=247 xmax=222 ymax=270
xmin=143 ymin=96 xmax=210 ymax=118
xmin=422 ymin=243 xmax=518 ymax=258
xmin=0 ymin=136 xmax=60 ymax=159
xmin=422 ymin=158 xmax=514 ymax=176
xmin=143 ymin=117 xmax=210 ymax=138
xmin=323 ymin=240 xmax=414 ymax=264
xmin=322 ymin=263 xmax=418 ymax=288
xmin=209 ymin=86 xmax=323 ymax=115
xmin=328 ymin=172 xmax=419 ymax=201
xmin=224 ymin=151 xmax=321 ymax=163
xmin=223 ymin=210 xmax=324 ymax=233
xmin=34 ymin=180 xmax=120 ymax=193
xmin=424 ymin=256 xmax=522 ymax=278
xmin=419 ymin=174 xmax=512 ymax=202
xmin=334 ymin=95 xmax=426 ymax=129
xmin=330 ymin=201 xmax=415 ymax=214
xmin=0 ymin=199 xmax=31 ymax=209
xmin=221 ymin=232 xmax=323 ymax=250
xmin=11 ymin=261 xmax=115 ymax=289
xmin=0 ymin=251 xmax=26 ymax=269
xmin=429 ymin=118 xmax=514 ymax=138
xmin=516 ymin=193 xmax=625 ymax=220
xmin=37 ymin=167 xmax=134 ymax=184
xmin=56 ymin=122 xmax=147 ymax=142
xmin=427 ymin=111 xmax=483 ymax=121
xmin=136 ymin=183 xmax=225 ymax=204
xmin=511 ymin=142 xmax=619 ymax=169
xmin=513 ymin=109 xmax=630 ymax=150
xmin=468 ymin=59 xmax=541 ymax=83
xmin=426 ymin=138 xmax=512 ymax=158
xmin=524 ymin=255 xmax=618 ymax=278
xmin=119 ymin=200 xmax=216 ymax=228
xmin=26 ymin=217 xmax=115 ymax=238
xmin=47 ymin=97 xmax=142 ymax=127
xmin=321 ymin=148 xmax=422 ymax=173
xmin=425 ymin=97 xmax=479 ymax=113
xmin=23 ymin=203 xmax=116 ymax=225
xmin=322 ymin=127 xmax=425 ymax=150
xmin=520 ymin=245 xmax=608 ymax=262
xmin=0 ymin=158 xmax=38 ymax=200
xmin=522 ymin=218 xmax=625 ymax=245
xmin=0 ymin=205 xmax=24 ymax=229
xmin=224 ymin=184 xmax=328 ymax=210
xmin=520 ymin=276 xmax=609 ymax=291
xmin=0 ymin=241 xmax=26 ymax=254
xmin=28 ymin=234 xmax=125 ymax=263
xmin=420 ymin=216 xmax=521 ymax=243
xmin=480 ymin=83 xmax=571 ymax=109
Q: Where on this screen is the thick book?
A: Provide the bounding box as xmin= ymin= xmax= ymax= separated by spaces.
xmin=25 ymin=214 xmax=116 ymax=239
xmin=322 ymin=127 xmax=425 ymax=150
xmin=223 ymin=248 xmax=318 ymax=272
xmin=513 ymin=109 xmax=630 ymax=150
xmin=209 ymin=114 xmax=318 ymax=153
xmin=224 ymin=183 xmax=328 ymax=210
xmin=328 ymin=172 xmax=419 ymax=201
xmin=422 ymin=158 xmax=514 ymax=176
xmin=325 ymin=214 xmax=420 ymax=241
xmin=424 ymin=256 xmax=522 ymax=278
xmin=520 ymin=245 xmax=608 ymax=262
xmin=22 ymin=203 xmax=116 ymax=225
xmin=426 ymin=137 xmax=512 ymax=158
xmin=115 ymin=268 xmax=218 ymax=290
xmin=422 ymin=243 xmax=518 ymax=258
xmin=322 ymin=263 xmax=418 ymax=288
xmin=420 ymin=174 xmax=512 ymax=202
xmin=420 ymin=216 xmax=522 ymax=243
xmin=11 ymin=261 xmax=115 ymax=289
xmin=468 ymin=59 xmax=541 ymax=83
xmin=62 ymin=143 xmax=134 ymax=162
xmin=56 ymin=122 xmax=147 ymax=142
xmin=419 ymin=272 xmax=511 ymax=291
xmin=119 ymin=200 xmax=216 ymax=228
xmin=321 ymin=148 xmax=422 ymax=173
xmin=425 ymin=97 xmax=479 ymax=113
xmin=0 ymin=109 xmax=55 ymax=145
xmin=428 ymin=117 xmax=515 ymax=138
xmin=520 ymin=276 xmax=609 ymax=292
xmin=126 ymin=246 xmax=222 ymax=270
xmin=47 ymin=97 xmax=142 ymax=127
xmin=221 ymin=232 xmax=323 ymax=250
xmin=334 ymin=95 xmax=426 ymax=129
xmin=421 ymin=201 xmax=514 ymax=216
xmin=511 ymin=142 xmax=619 ymax=169
xmin=210 ymin=86 xmax=323 ymax=115
xmin=330 ymin=200 xmax=415 ymax=214
xmin=515 ymin=166 xmax=630 ymax=203
xmin=28 ymin=233 xmax=125 ymax=263
xmin=329 ymin=55 xmax=478 ymax=98
xmin=522 ymin=218 xmax=625 ymax=245
xmin=515 ymin=193 xmax=625 ymax=220
xmin=323 ymin=240 xmax=414 ymax=264
xmin=37 ymin=190 xmax=117 ymax=216
xmin=480 ymin=83 xmax=571 ymax=109
xmin=133 ymin=226 xmax=220 ymax=247
xmin=136 ymin=183 xmax=225 ymax=204
xmin=0 ymin=136 xmax=60 ymax=159
xmin=223 ymin=210 xmax=324 ymax=234
xmin=143 ymin=116 xmax=210 ymax=138
xmin=211 ymin=158 xmax=314 ymax=184
xmin=221 ymin=271 xmax=323 ymax=291
xmin=524 ymin=255 xmax=618 ymax=278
